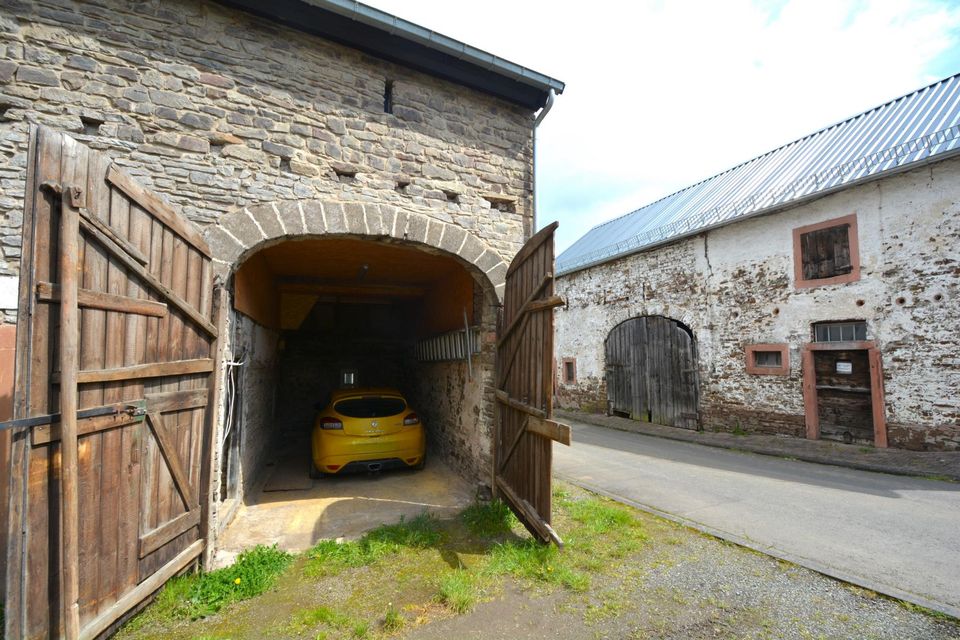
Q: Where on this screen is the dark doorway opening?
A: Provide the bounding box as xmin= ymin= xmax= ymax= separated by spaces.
xmin=218 ymin=235 xmax=494 ymax=538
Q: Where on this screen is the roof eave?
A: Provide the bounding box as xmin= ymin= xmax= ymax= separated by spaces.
xmin=214 ymin=0 xmax=565 ymax=110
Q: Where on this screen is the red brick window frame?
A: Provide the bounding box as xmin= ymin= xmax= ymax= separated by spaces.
xmin=745 ymin=344 xmax=790 ymax=376
xmin=793 ymin=213 xmax=860 ymax=289
xmin=561 ymin=358 xmax=577 ymax=384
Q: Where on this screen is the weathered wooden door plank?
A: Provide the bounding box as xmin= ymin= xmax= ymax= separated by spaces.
xmin=7 ymin=128 xmax=217 ymax=639
xmin=106 ymin=165 xmax=211 ymax=258
xmin=75 ymin=358 xmax=214 ymax=384
xmin=145 ymin=389 xmax=209 ymax=413
xmin=36 ymin=281 xmax=169 ymax=317
xmin=138 ymin=509 xmax=200 ymax=558
xmin=494 ymin=223 xmax=569 ymax=547
xmin=79 ymin=214 xmax=216 ymax=337
xmin=145 ymin=412 xmax=198 ymax=511
xmin=58 ymin=174 xmax=83 ymax=640
xmin=78 ymin=540 xmax=203 ymax=640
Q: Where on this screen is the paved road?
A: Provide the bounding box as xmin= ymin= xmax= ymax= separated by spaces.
xmin=554 ymin=419 xmax=960 ymax=617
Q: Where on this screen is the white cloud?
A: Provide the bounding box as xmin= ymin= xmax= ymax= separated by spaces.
xmin=363 ymin=0 xmax=960 ymax=252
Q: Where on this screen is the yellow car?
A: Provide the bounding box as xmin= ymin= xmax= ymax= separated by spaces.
xmin=311 ymin=388 xmax=425 ymax=476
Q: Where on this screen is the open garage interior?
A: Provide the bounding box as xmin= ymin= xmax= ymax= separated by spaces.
xmin=213 ymin=235 xmax=497 ymax=552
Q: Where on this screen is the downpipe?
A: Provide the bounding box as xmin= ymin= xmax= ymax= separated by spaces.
xmin=532 ymin=89 xmax=556 ymax=233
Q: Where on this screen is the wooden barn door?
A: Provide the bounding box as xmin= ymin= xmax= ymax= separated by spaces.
xmin=494 ymin=222 xmax=570 ymax=546
xmin=605 ymin=316 xmax=699 ymax=429
xmin=3 ymin=127 xmax=222 ymax=640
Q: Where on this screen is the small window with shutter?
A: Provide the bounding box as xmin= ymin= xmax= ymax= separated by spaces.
xmin=800 ymin=224 xmax=852 ymax=280
xmin=793 ymin=214 xmax=860 ymax=288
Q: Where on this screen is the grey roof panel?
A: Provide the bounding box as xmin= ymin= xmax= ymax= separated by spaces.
xmin=557 ymin=73 xmax=960 ymax=275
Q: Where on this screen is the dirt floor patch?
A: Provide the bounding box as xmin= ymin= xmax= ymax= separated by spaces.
xmin=118 ymin=482 xmax=960 ymax=640
xmin=214 ymin=457 xmax=474 ymax=566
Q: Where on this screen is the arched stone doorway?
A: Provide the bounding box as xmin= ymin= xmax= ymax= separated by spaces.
xmin=201 ymin=201 xmax=506 ymax=551
xmin=604 ymin=315 xmax=700 ymax=429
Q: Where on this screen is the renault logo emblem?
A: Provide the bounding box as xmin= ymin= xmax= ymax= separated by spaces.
xmin=370 ymin=421 xmax=379 ymax=428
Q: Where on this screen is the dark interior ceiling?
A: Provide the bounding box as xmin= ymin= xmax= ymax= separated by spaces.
xmin=257 ymin=237 xmax=461 ymax=288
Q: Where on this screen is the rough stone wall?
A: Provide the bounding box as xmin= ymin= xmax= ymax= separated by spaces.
xmin=0 ymin=0 xmax=534 ymax=318
xmin=407 ymin=329 xmax=498 ymax=487
xmin=556 ymin=157 xmax=960 ymax=450
xmin=231 ymin=314 xmax=280 ymax=498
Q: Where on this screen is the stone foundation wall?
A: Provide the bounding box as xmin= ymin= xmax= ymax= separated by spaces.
xmin=556 ymin=157 xmax=960 ymax=450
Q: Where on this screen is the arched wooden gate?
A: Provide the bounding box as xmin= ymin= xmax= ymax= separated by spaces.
xmin=605 ymin=315 xmax=699 ymax=429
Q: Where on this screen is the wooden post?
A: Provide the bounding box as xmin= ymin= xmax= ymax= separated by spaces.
xmin=59 ymin=184 xmax=82 ymax=640
xmin=199 ymin=281 xmax=226 ymax=568
xmin=801 ymin=347 xmax=819 ymax=441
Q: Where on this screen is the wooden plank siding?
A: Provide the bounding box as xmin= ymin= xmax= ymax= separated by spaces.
xmin=494 ymin=222 xmax=568 ymax=546
xmin=4 ymin=127 xmax=216 ymax=639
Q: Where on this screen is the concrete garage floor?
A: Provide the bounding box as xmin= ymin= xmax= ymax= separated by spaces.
xmin=213 ymin=451 xmax=475 ymax=567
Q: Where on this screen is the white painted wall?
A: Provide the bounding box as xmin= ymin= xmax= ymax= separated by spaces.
xmin=556 ymin=156 xmax=960 ymax=449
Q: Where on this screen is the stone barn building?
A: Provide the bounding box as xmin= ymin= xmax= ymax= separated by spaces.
xmin=555 ymin=74 xmax=960 ymax=452
xmin=0 ymin=1 xmax=565 ymax=637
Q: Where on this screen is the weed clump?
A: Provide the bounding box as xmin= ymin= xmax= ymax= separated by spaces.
xmin=487 ymin=539 xmax=589 ymax=592
xmin=568 ymin=497 xmax=635 ymax=534
xmin=462 ymin=498 xmax=515 ymax=537
xmin=135 ymin=544 xmax=292 ymax=623
xmin=305 ymin=513 xmax=442 ymax=577
xmin=437 ymin=569 xmax=481 ymax=613
xmin=381 ymin=604 xmax=405 ymax=631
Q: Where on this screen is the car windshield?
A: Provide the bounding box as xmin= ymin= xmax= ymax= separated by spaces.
xmin=334 ymin=396 xmax=406 ymax=418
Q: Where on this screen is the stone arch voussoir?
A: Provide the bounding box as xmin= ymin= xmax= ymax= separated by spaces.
xmin=202 ymin=200 xmax=510 ymax=299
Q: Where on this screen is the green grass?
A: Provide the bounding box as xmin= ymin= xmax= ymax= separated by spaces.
xmin=381 ymin=605 xmax=405 ymax=632
xmin=568 ymin=496 xmax=635 ymax=534
xmin=897 ymin=599 xmax=953 ymax=620
xmin=486 ymin=538 xmax=589 ymax=591
xmin=461 ymin=499 xmax=515 ymax=537
xmin=127 ymin=544 xmax=292 ymax=626
xmin=287 ymin=605 xmax=351 ymax=632
xmin=351 ymin=620 xmax=370 ymax=638
xmin=120 ymin=486 xmax=662 ymax=638
xmin=436 ymin=569 xmax=481 ymax=613
xmin=304 ymin=513 xmax=443 ymax=577
xmin=921 ymin=474 xmax=956 ymax=483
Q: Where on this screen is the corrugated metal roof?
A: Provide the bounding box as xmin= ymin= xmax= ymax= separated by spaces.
xmin=556 ymin=73 xmax=960 ymax=275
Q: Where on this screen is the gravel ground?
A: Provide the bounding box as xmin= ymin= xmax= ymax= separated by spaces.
xmin=407 ymin=485 xmax=960 ymax=640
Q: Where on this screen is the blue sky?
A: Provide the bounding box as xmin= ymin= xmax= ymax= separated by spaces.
xmin=364 ymin=0 xmax=960 ymax=253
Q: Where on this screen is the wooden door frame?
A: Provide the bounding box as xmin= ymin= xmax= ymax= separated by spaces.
xmin=801 ymin=341 xmax=887 ymax=447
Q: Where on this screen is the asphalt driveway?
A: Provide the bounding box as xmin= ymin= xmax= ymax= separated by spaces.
xmin=554 ymin=418 xmax=960 ymax=618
